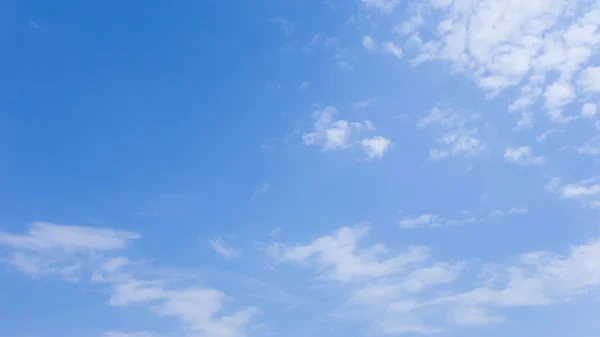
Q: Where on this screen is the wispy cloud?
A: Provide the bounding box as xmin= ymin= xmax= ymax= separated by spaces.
xmin=209 ymin=238 xmax=241 ymax=259
xmin=103 ymin=332 xmax=157 ymax=337
xmin=354 ymin=97 xmax=376 ymax=109
xmin=270 ymin=17 xmax=294 ymax=35
xmin=268 ymin=225 xmax=600 ymax=335
xmin=504 ymin=146 xmax=547 ymax=166
xmin=252 ymin=182 xmax=271 ymax=200
xmin=0 ymin=223 xmax=260 ymax=337
xmin=419 ymin=106 xmax=484 ymax=161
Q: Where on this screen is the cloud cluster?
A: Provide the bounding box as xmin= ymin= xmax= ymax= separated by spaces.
xmin=400 ymin=0 xmax=600 ymax=122
xmin=302 ymin=106 xmax=392 ymax=159
xmin=268 ymin=224 xmax=600 ymax=335
xmin=398 ymin=213 xmax=476 ymax=229
xmin=0 ymin=223 xmax=260 ymax=337
xmin=504 ymin=146 xmax=547 ymax=165
xmin=418 ymin=106 xmax=484 ymax=160
xmin=0 ymin=222 xmax=139 ymax=281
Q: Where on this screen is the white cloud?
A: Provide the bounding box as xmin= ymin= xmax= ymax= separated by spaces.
xmin=270 ymin=17 xmax=294 ymax=35
xmin=504 ymin=146 xmax=547 ymax=166
xmin=536 ymin=129 xmax=557 ymax=143
xmin=596 ymin=120 xmax=600 ymax=131
xmin=104 ymin=332 xmax=157 ymax=337
xmin=268 ymin=228 xmax=282 ymax=237
xmin=419 ymin=107 xmax=484 ymax=160
xmin=363 ymin=36 xmax=376 ymax=51
xmin=399 ymin=213 xmax=476 ymax=229
xmin=544 ymin=80 xmax=576 ymax=114
xmin=303 ymin=106 xmax=380 ymax=152
xmin=384 ymin=42 xmax=403 ymax=59
xmin=108 ymin=277 xmax=261 ymax=337
xmin=429 ymin=130 xmax=483 ymax=160
xmin=399 ymin=214 xmax=442 ymax=229
xmin=9 ymin=251 xmax=82 ymax=282
xmin=0 ymin=223 xmax=140 ymax=282
xmin=396 ymin=8 xmax=425 ymax=35
xmin=300 ymin=81 xmax=310 ymax=90
xmin=545 ymin=177 xmax=562 ymax=192
xmin=581 ymin=102 xmax=597 ymax=118
xmin=268 ymin=225 xmax=429 ymax=282
xmin=0 ymin=223 xmax=261 ymax=337
xmin=362 ymin=0 xmax=399 ymax=13
xmin=547 ymin=176 xmax=600 ymax=208
xmin=325 ymin=121 xmax=352 ymax=149
xmin=401 ymin=0 xmax=600 ymax=121
xmin=270 ymin=225 xmax=600 ymax=335
xmin=508 ymin=207 xmax=529 ymax=215
xmin=252 ymin=182 xmax=271 ymax=200
xmin=490 ymin=207 xmax=529 ymax=217
xmin=361 ymin=136 xmax=392 ymax=159
xmin=209 ymin=238 xmax=241 ymax=260
xmin=0 ymin=222 xmax=140 ymax=252
xmin=562 ymin=177 xmax=600 ymax=199
xmin=577 ymin=66 xmax=600 ymax=93
xmin=302 ymin=33 xmax=323 ymax=52
xmin=354 ymin=97 xmax=375 ymax=109
xmin=513 ymin=112 xmax=534 ymax=131
xmin=489 ymin=210 xmax=504 ymax=217
xmin=578 ymin=135 xmax=600 ymax=156
xmin=301 ymin=34 xmax=351 ymax=69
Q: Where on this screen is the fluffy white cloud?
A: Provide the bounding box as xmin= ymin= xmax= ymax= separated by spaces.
xmin=303 ymin=106 xmax=348 ymax=150
xmin=363 ymin=36 xmax=376 ymax=51
xmin=303 ymin=106 xmax=383 ymax=153
xmin=577 ymin=66 xmax=600 ymax=93
xmin=300 ymin=81 xmax=310 ymax=90
xmin=544 ymin=80 xmax=576 ymax=114
xmin=209 ymin=238 xmax=241 ymax=259
xmin=400 ymin=0 xmax=600 ymax=121
xmin=581 ymin=102 xmax=597 ymax=118
xmin=562 ymin=177 xmax=600 ymax=198
xmin=504 ymin=146 xmax=547 ymax=165
xmin=361 ymin=136 xmax=392 ymax=159
xmin=546 ymin=176 xmax=600 ymax=208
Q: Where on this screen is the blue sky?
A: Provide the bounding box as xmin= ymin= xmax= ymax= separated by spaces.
xmin=1 ymin=0 xmax=600 ymax=336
